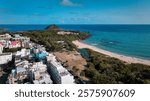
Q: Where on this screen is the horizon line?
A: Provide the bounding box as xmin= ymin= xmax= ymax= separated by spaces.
xmin=0 ymin=24 xmax=150 ymax=25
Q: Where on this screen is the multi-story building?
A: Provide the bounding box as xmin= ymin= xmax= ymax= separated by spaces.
xmin=7 ymin=66 xmax=28 ymax=84
xmin=31 ymin=62 xmax=47 ymax=72
xmin=9 ymin=41 xmax=21 ymax=48
xmin=30 ymin=62 xmax=53 ymax=84
xmin=46 ymin=54 xmax=75 ymax=84
xmin=0 ymin=33 xmax=30 ymax=49
xmin=0 ymin=40 xmax=8 ymax=48
xmin=17 ymin=66 xmax=29 ymax=84
xmin=0 ymin=44 xmax=3 ymax=54
xmin=33 ymin=72 xmax=53 ymax=84
xmin=0 ymin=33 xmax=11 ymax=40
xmin=8 ymin=61 xmax=53 ymax=84
xmin=0 ymin=53 xmax=12 ymax=65
xmin=16 ymin=48 xmax=30 ymax=58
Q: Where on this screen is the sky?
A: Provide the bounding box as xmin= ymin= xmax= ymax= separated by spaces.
xmin=0 ymin=0 xmax=150 ymax=24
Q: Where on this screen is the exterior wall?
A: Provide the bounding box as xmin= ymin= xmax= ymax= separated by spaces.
xmin=0 ymin=53 xmax=12 ymax=65
xmin=47 ymin=61 xmax=61 ymax=84
xmin=61 ymin=74 xmax=75 ymax=84
xmin=47 ymin=58 xmax=75 ymax=84
xmin=0 ymin=45 xmax=3 ymax=54
xmin=16 ymin=49 xmax=30 ymax=58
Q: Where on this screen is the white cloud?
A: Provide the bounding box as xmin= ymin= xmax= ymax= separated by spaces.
xmin=61 ymin=0 xmax=81 ymax=6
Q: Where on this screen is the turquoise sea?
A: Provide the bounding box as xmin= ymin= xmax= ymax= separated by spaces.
xmin=0 ymin=24 xmax=150 ymax=60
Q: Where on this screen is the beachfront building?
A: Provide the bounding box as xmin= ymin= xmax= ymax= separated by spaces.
xmin=0 ymin=53 xmax=12 ymax=65
xmin=46 ymin=54 xmax=75 ymax=84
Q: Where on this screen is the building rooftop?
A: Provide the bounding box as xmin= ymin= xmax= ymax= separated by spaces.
xmin=0 ymin=52 xmax=12 ymax=56
xmin=17 ymin=67 xmax=26 ymax=74
xmin=33 ymin=73 xmax=52 ymax=84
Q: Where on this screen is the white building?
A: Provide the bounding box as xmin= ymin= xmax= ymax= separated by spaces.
xmin=46 ymin=54 xmax=75 ymax=84
xmin=8 ymin=61 xmax=53 ymax=84
xmin=31 ymin=62 xmax=47 ymax=73
xmin=57 ymin=31 xmax=79 ymax=35
xmin=0 ymin=33 xmax=11 ymax=40
xmin=33 ymin=73 xmax=53 ymax=84
xmin=0 ymin=44 xmax=3 ymax=54
xmin=30 ymin=62 xmax=53 ymax=84
xmin=12 ymin=34 xmax=30 ymax=41
xmin=0 ymin=53 xmax=12 ymax=65
xmin=0 ymin=40 xmax=8 ymax=48
xmin=16 ymin=48 xmax=30 ymax=58
xmin=15 ymin=60 xmax=29 ymax=67
xmin=7 ymin=66 xmax=28 ymax=84
xmin=9 ymin=41 xmax=21 ymax=48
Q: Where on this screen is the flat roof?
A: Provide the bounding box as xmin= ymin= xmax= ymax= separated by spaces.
xmin=0 ymin=53 xmax=12 ymax=56
xmin=17 ymin=67 xmax=26 ymax=73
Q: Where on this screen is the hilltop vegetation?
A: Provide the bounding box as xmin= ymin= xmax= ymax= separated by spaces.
xmin=83 ymin=49 xmax=150 ymax=84
xmin=45 ymin=24 xmax=62 ymax=30
xmin=19 ymin=30 xmax=89 ymax=51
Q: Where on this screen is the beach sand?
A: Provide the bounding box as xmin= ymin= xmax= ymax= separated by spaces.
xmin=54 ymin=51 xmax=87 ymax=76
xmin=73 ymin=40 xmax=150 ymax=66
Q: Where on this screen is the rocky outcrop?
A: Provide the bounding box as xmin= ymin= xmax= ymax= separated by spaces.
xmin=45 ymin=24 xmax=62 ymax=30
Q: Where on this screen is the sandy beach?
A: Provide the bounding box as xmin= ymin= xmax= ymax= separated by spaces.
xmin=73 ymin=40 xmax=150 ymax=66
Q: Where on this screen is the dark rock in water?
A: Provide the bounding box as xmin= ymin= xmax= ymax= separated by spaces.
xmin=0 ymin=28 xmax=7 ymax=31
xmin=45 ymin=24 xmax=62 ymax=30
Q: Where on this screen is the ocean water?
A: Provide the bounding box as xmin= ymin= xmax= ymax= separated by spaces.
xmin=0 ymin=24 xmax=150 ymax=60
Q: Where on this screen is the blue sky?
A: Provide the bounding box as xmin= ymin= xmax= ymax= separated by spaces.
xmin=0 ymin=0 xmax=150 ymax=24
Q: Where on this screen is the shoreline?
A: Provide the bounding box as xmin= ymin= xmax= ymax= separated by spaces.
xmin=73 ymin=40 xmax=150 ymax=66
